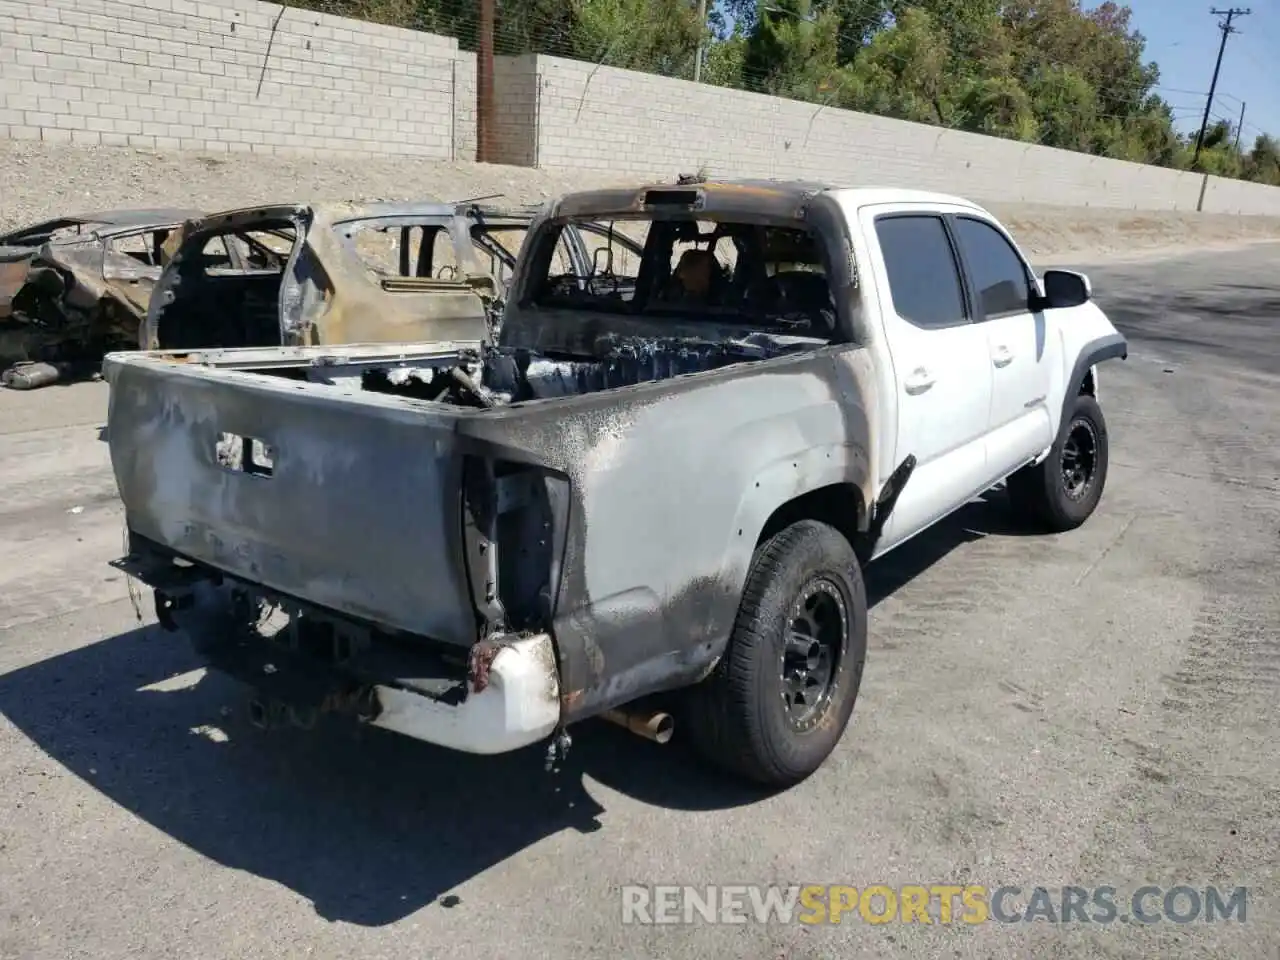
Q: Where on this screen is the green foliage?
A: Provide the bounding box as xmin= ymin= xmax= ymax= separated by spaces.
xmin=283 ymin=0 xmax=1277 ymax=185
xmin=1245 ymin=135 xmax=1280 ymax=186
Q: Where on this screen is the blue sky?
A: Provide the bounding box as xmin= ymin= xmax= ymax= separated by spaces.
xmin=1118 ymin=0 xmax=1278 ymax=145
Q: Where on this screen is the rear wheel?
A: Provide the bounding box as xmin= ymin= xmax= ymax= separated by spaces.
xmin=685 ymin=520 xmax=867 ymax=787
xmin=1007 ymin=392 xmax=1109 ymax=532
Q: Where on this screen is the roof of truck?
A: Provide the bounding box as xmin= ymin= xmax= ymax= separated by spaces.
xmin=547 ymin=178 xmax=984 ymax=220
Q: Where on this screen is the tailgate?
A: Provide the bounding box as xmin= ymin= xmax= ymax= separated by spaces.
xmin=104 ymin=355 xmax=478 ymax=646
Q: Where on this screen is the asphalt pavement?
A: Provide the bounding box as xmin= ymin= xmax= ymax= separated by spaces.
xmin=0 ymin=243 xmax=1277 ymax=960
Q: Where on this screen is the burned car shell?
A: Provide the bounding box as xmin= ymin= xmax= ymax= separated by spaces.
xmin=0 ymin=208 xmax=201 ymax=367
xmin=140 ymin=201 xmax=639 ymax=350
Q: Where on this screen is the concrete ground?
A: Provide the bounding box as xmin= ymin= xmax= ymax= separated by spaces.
xmin=0 ymin=244 xmax=1277 ymax=960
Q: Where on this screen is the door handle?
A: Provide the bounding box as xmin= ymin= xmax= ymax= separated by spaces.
xmin=992 ymin=345 xmax=1013 ymax=368
xmin=904 ymin=368 xmax=935 ymax=395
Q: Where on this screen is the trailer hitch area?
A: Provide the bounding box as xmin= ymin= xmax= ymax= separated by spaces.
xmin=247 ymin=686 xmax=379 ymax=732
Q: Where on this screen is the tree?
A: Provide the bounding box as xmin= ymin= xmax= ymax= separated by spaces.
xmin=841 ymin=8 xmax=959 ymax=125
xmin=741 ymin=0 xmax=844 ymax=98
xmin=1246 ymin=135 xmax=1280 ymax=186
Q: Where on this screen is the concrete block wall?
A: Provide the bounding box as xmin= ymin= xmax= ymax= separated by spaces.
xmin=0 ymin=0 xmax=471 ymax=157
xmin=3 ymin=0 xmax=1280 ymax=214
xmin=517 ymin=54 xmax=1280 ymax=217
xmin=1199 ymin=172 xmax=1280 ymax=217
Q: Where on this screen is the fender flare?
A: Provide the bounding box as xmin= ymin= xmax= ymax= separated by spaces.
xmin=1056 ymin=332 xmax=1127 ymax=441
xmin=715 ymin=441 xmax=871 ymax=595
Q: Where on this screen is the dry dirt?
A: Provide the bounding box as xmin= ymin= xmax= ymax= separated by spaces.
xmin=5 ymin=141 xmax=1280 ymax=262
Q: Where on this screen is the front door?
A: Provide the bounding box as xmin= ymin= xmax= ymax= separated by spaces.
xmin=861 ymin=209 xmax=994 ymax=555
xmin=948 ymin=214 xmax=1057 ymax=477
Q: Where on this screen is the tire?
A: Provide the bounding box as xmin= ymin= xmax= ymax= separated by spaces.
xmin=685 ymin=519 xmax=868 ymax=787
xmin=1007 ymin=392 xmax=1110 ymax=532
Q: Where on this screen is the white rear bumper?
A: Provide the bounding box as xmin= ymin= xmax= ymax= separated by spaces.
xmin=365 ymin=633 xmax=562 ymax=754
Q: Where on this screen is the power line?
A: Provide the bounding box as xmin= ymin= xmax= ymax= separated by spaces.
xmin=1193 ymin=7 xmax=1251 ymax=167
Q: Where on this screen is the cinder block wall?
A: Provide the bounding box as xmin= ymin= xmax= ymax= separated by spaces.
xmin=522 ymin=55 xmax=1280 ymax=216
xmin=4 ymin=0 xmax=1280 ymax=215
xmin=0 ymin=0 xmax=471 ymax=157
xmin=1199 ymin=172 xmax=1280 ymax=216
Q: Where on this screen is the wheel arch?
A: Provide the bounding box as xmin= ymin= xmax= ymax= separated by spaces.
xmin=756 ymin=482 xmax=868 ymax=562
xmin=1057 ymin=333 xmax=1126 ymax=442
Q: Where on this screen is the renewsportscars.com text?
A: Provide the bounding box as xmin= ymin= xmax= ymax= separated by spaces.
xmin=621 ymin=884 xmax=1248 ymax=925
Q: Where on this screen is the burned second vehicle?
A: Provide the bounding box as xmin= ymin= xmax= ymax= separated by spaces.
xmin=104 ymin=179 xmax=1126 ymax=786
xmin=0 ymin=208 xmax=200 ymax=388
xmin=142 ymin=199 xmax=643 ymax=350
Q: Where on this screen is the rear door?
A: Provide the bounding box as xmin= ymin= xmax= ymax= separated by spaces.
xmin=948 ymin=214 xmax=1057 ymax=477
xmin=860 ymin=208 xmax=994 ymax=552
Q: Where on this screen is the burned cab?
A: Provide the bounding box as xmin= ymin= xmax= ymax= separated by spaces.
xmin=497 ymin=182 xmax=846 ymax=389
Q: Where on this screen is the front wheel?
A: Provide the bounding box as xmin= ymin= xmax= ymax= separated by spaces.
xmin=1007 ymin=392 xmax=1110 ymax=532
xmin=685 ymin=519 xmax=868 ymax=787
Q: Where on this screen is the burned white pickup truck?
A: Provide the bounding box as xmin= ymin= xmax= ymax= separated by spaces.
xmin=104 ymin=179 xmax=1127 ymax=786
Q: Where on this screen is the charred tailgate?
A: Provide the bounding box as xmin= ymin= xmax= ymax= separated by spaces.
xmin=104 ymin=355 xmax=478 ymax=645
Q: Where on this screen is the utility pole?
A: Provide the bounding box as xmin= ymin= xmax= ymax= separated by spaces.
xmin=1233 ymin=100 xmax=1246 ymax=151
xmin=1192 ymin=7 xmax=1250 ymax=168
xmin=476 ymin=0 xmax=495 ymax=163
xmin=693 ymin=0 xmax=708 ymax=82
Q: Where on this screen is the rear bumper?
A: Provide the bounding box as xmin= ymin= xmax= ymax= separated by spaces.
xmin=367 ymin=634 xmax=561 ymax=754
xmin=112 ymin=544 xmax=562 ymax=756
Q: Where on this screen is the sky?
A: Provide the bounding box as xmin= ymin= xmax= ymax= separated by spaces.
xmin=1114 ymin=0 xmax=1279 ymax=145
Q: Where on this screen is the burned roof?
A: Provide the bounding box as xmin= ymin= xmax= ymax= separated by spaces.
xmin=542 ymin=178 xmax=845 ymax=224
xmin=57 ymin=208 xmax=202 ymax=228
xmin=0 ymin=208 xmax=202 ymax=248
xmin=544 ymin=178 xmax=980 ymax=222
xmin=175 ymin=198 xmax=543 ymax=238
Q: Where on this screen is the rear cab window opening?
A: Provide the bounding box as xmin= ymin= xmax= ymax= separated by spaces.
xmin=526 ymin=213 xmax=840 ymax=341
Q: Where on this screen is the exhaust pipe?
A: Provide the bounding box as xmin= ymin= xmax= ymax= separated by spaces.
xmin=601 ymin=707 xmax=674 ymax=744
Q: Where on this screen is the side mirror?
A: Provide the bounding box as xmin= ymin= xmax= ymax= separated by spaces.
xmin=1037 ymin=269 xmax=1092 ymax=310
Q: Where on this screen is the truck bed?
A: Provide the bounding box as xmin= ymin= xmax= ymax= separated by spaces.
xmin=104 ymin=330 xmax=869 ymax=723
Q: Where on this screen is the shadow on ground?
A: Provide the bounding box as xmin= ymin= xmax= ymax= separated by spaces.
xmin=0 ymin=491 xmax=1022 ymax=926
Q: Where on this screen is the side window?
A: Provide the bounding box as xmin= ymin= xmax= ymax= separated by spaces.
xmin=874 ymin=215 xmax=968 ymax=329
xmin=107 ymin=231 xmax=161 ymax=266
xmin=952 ymin=217 xmax=1031 ymax=319
xmin=197 ymin=235 xmax=235 ymax=273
